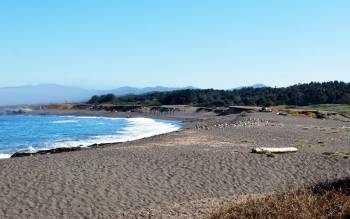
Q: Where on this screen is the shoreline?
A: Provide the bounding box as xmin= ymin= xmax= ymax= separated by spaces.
xmin=2 ymin=112 xmax=183 ymax=158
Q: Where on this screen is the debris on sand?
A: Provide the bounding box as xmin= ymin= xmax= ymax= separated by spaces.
xmin=252 ymin=147 xmax=298 ymax=154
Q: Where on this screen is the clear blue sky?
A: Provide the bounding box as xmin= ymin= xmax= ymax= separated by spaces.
xmin=1 ymin=0 xmax=349 ymax=89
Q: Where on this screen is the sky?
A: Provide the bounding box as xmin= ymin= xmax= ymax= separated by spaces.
xmin=0 ymin=0 xmax=349 ymax=89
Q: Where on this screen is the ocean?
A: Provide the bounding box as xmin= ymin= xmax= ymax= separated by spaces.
xmin=0 ymin=115 xmax=180 ymax=159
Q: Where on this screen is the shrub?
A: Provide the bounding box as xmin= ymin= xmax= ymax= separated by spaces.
xmin=208 ymin=190 xmax=350 ymax=219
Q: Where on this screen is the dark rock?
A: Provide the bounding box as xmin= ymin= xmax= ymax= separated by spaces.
xmin=316 ymin=112 xmax=327 ymax=119
xmin=11 ymin=146 xmax=86 ymax=158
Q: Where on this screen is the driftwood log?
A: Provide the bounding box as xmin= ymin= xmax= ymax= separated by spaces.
xmin=252 ymin=147 xmax=298 ymax=153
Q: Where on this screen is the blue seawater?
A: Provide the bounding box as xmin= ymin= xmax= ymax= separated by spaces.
xmin=0 ymin=115 xmax=180 ymax=158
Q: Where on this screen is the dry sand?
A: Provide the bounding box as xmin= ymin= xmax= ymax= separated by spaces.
xmin=0 ymin=110 xmax=349 ymax=218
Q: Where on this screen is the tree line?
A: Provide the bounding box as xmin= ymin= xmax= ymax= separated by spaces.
xmin=87 ymin=81 xmax=350 ymax=107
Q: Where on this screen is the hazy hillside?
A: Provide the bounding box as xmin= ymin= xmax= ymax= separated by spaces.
xmin=103 ymin=86 xmax=196 ymax=96
xmin=0 ymin=83 xmax=270 ymax=106
xmin=0 ymin=84 xmax=196 ymax=106
xmin=0 ymin=84 xmax=95 ymax=106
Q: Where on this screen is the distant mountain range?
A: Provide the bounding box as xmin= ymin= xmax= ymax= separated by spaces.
xmin=104 ymin=86 xmax=197 ymax=96
xmin=0 ymin=83 xmax=267 ymax=106
xmin=0 ymin=84 xmax=196 ymax=106
xmin=233 ymin=83 xmax=267 ymax=90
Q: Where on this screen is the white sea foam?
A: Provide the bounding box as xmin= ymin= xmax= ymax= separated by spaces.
xmin=0 ymin=153 xmax=11 ymax=159
xmin=27 ymin=146 xmax=36 ymax=152
xmin=20 ymin=117 xmax=180 ymax=154
xmin=62 ymin=115 xmax=124 ymax=120
xmin=114 ymin=118 xmax=180 ymax=142
xmin=50 ymin=120 xmax=79 ymax=124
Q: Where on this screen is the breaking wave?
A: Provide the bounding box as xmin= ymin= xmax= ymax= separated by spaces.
xmin=0 ymin=115 xmax=180 ymax=159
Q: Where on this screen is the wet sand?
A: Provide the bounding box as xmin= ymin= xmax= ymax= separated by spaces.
xmin=0 ymin=110 xmax=349 ymax=218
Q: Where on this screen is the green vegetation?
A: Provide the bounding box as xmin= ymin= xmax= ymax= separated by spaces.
xmin=294 ymin=143 xmax=305 ymax=148
xmin=304 ymin=104 xmax=350 ymax=113
xmin=87 ymin=81 xmax=350 ymax=107
xmin=88 ymin=94 xmax=117 ymax=105
xmin=323 ymin=151 xmax=338 ymax=156
xmin=293 ymin=140 xmax=309 ymax=149
xmin=257 ymin=150 xmax=275 ymax=157
xmin=323 ymin=151 xmax=350 ymax=159
xmin=240 ymin=139 xmax=255 ymax=144
xmin=318 ymin=141 xmax=327 ymax=147
xmin=325 ymin=127 xmax=340 ymax=134
xmin=293 ymin=142 xmax=305 ymax=149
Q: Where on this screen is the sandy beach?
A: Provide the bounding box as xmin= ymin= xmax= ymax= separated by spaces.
xmin=0 ymin=109 xmax=349 ymax=218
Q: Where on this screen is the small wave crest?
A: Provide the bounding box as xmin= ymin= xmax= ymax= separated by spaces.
xmin=50 ymin=120 xmax=79 ymax=124
xmin=61 ymin=116 xmax=124 ymax=120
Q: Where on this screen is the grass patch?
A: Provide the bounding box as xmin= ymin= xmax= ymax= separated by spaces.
xmin=208 ymin=190 xmax=350 ymax=219
xmin=323 ymin=151 xmax=350 ymax=159
xmin=240 ymin=139 xmax=255 ymax=144
xmin=323 ymin=151 xmax=338 ymax=156
xmin=345 ymin=153 xmax=350 ymax=159
xmin=256 ymin=150 xmax=275 ymax=157
xmin=208 ymin=178 xmax=350 ymax=219
xmin=319 ymin=143 xmax=327 ymax=147
xmin=304 ymin=104 xmax=350 ymax=113
xmin=293 ymin=140 xmax=308 ymax=149
xmin=326 ymin=130 xmax=340 ymax=134
xmin=294 ymin=143 xmax=305 ymax=149
xmin=318 ymin=141 xmax=327 ymax=147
